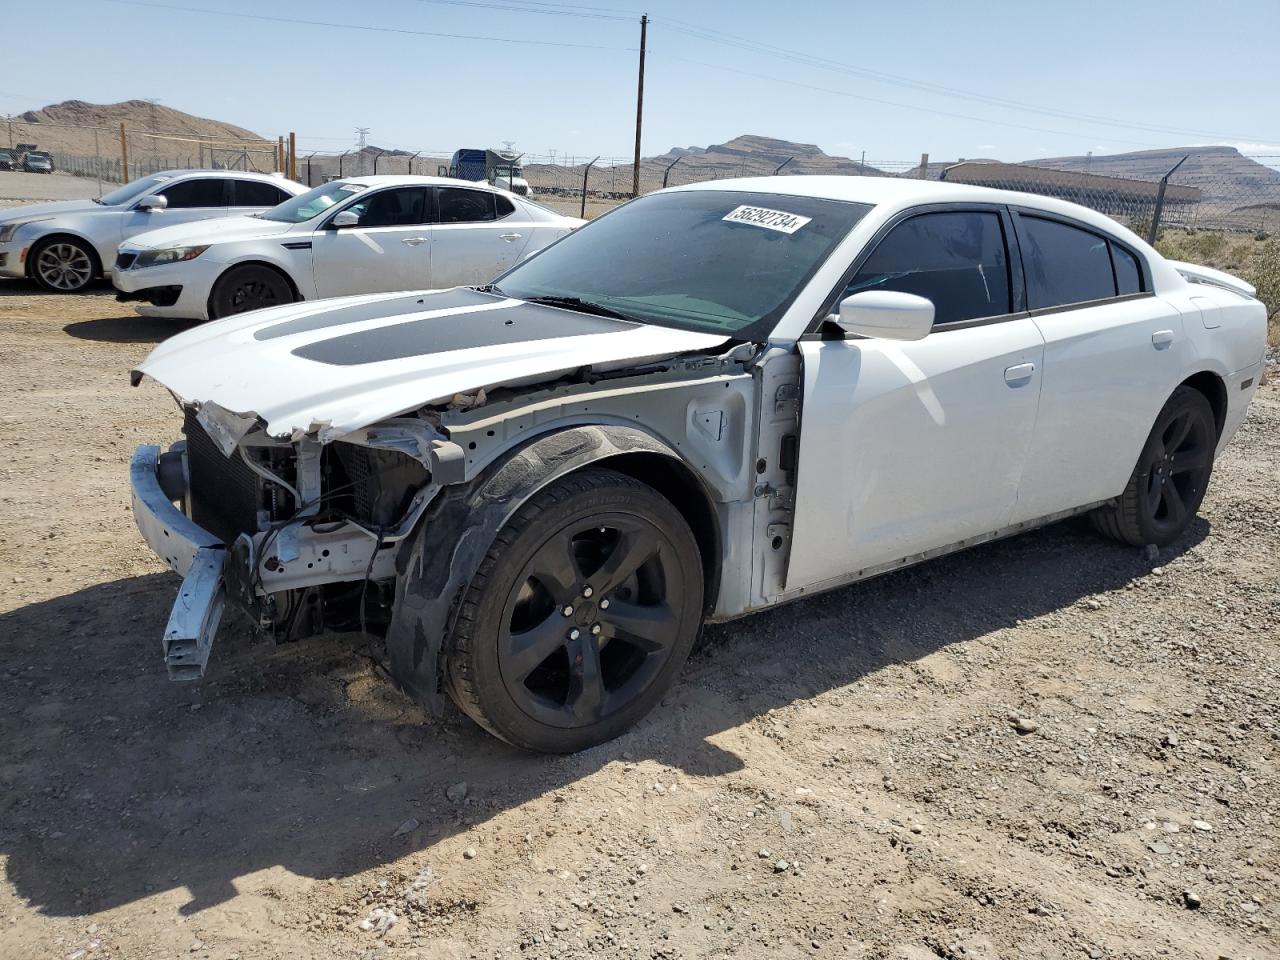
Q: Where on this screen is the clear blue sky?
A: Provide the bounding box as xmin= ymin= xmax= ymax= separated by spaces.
xmin=2 ymin=0 xmax=1277 ymax=165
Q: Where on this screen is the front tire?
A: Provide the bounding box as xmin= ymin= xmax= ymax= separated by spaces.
xmin=446 ymin=468 xmax=704 ymax=753
xmin=1091 ymin=385 xmax=1216 ymax=547
xmin=208 ymin=264 xmax=295 ymax=320
xmin=30 ymin=237 xmax=97 ymax=293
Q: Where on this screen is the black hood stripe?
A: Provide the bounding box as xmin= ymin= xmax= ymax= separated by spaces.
xmin=255 ymin=288 xmax=500 ymax=341
xmin=291 ymin=300 xmax=636 ymax=366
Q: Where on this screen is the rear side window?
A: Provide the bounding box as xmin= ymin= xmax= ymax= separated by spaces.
xmin=847 ymin=210 xmax=1011 ymax=326
xmin=495 ymin=194 xmax=516 ymax=218
xmin=157 ymin=178 xmax=227 ymax=209
xmin=437 ymin=187 xmax=498 ymax=223
xmin=1111 ymin=242 xmax=1143 ymax=295
xmin=233 ymin=179 xmax=290 ymax=207
xmin=1020 ymin=216 xmax=1115 ymax=309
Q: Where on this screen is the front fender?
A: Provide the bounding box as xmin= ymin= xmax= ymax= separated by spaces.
xmin=385 ymin=424 xmax=686 ymax=711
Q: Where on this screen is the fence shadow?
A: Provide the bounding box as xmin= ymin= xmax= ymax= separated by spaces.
xmin=0 ymin=516 xmax=1206 ymax=918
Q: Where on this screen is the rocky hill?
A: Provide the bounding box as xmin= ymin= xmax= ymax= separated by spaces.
xmin=9 ymin=100 xmax=267 ymax=160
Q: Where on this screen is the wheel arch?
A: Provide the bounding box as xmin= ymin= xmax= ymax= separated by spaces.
xmin=25 ymin=230 xmax=104 ymax=280
xmin=385 ymin=424 xmax=722 ymax=712
xmin=208 ymin=258 xmax=303 ymax=315
xmin=1178 ymin=369 xmax=1228 ymax=438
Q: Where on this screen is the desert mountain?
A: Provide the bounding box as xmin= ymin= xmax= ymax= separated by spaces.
xmin=11 ymin=100 xmax=266 ymax=159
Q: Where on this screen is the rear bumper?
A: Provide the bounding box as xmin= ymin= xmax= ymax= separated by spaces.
xmin=1218 ymin=357 xmax=1264 ymax=453
xmin=130 ymin=444 xmax=227 ymax=680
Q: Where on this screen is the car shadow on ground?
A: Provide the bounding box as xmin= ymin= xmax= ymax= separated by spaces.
xmin=0 ymin=517 xmax=1208 ymax=918
xmin=0 ymin=278 xmax=115 ymax=297
xmin=62 ymin=314 xmax=202 ymax=344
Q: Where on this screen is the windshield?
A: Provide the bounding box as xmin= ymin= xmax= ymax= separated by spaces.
xmin=98 ymin=174 xmax=173 ymax=206
xmin=494 ymin=190 xmax=871 ymax=340
xmin=261 ymin=181 xmax=368 ymax=223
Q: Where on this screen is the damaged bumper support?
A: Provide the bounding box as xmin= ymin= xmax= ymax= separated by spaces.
xmin=130 ymin=445 xmax=227 ymax=680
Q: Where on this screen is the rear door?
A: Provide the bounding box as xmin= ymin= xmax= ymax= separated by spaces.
xmin=311 ymin=186 xmax=432 ymax=297
xmin=1009 ymin=211 xmax=1194 ymax=522
xmin=427 ymin=187 xmax=534 ymax=288
xmin=228 ymin=178 xmax=294 ymax=215
xmin=786 ymin=206 xmax=1046 ymax=591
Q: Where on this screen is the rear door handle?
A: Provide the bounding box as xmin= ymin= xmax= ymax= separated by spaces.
xmin=500 ymin=233 xmax=522 ymax=241
xmin=1004 ymin=362 xmax=1036 ymax=387
xmin=401 ymin=237 xmax=428 ymax=246
xmin=1152 ymin=329 xmax=1174 ymax=349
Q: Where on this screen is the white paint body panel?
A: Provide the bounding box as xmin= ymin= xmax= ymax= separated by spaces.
xmin=787 ymin=319 xmax=1044 ymax=589
xmin=113 ymin=175 xmax=579 ymax=320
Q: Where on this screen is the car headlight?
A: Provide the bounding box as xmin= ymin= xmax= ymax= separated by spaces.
xmin=0 ymin=218 xmax=51 ymax=243
xmin=134 ymin=245 xmax=210 ymax=268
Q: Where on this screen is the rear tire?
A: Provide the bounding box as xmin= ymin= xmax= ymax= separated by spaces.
xmin=208 ymin=264 xmax=295 ymax=320
xmin=446 ymin=468 xmax=704 ymax=753
xmin=1090 ymin=385 xmax=1216 ymax=547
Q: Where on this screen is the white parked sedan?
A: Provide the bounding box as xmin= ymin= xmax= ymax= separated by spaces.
xmin=0 ymin=170 xmax=305 ymax=293
xmin=113 ymin=175 xmax=583 ymax=321
xmin=129 ymin=176 xmax=1266 ymax=753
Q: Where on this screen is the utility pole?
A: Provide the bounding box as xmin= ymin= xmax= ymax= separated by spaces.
xmin=289 ymin=132 xmax=297 ymax=181
xmin=119 ymin=123 xmax=129 ymax=182
xmin=631 ymin=13 xmax=648 ymax=198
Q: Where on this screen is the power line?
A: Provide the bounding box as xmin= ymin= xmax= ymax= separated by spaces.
xmin=100 ymin=0 xmax=636 ymax=50
xmin=406 ymin=0 xmax=633 ymax=21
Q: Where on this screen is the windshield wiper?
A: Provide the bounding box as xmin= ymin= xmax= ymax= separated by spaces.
xmin=520 ymin=295 xmax=638 ymax=322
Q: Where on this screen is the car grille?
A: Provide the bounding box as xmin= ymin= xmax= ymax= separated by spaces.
xmin=184 ymin=410 xmax=278 ymax=544
xmin=115 ymin=252 xmax=136 ymax=271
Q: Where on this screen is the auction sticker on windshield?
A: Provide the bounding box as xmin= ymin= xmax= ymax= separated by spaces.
xmin=722 ymin=205 xmax=812 ymax=234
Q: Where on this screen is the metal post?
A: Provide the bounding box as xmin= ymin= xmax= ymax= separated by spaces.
xmin=918 ymin=153 xmax=930 ymax=179
xmin=581 ymin=157 xmax=600 ymax=219
xmin=631 ymin=14 xmax=648 ymax=198
xmin=372 ymin=149 xmax=385 ymax=175
xmin=662 ymin=155 xmax=682 ymax=188
xmin=339 ymin=150 xmax=350 ymax=177
xmin=1147 ymin=154 xmax=1189 ymax=245
xmin=93 ymin=128 xmax=102 ymax=196
xmin=407 ymin=150 xmax=420 ymax=176
xmin=119 ymin=123 xmax=129 ymax=182
xmin=288 ymin=132 xmax=297 ymax=181
xmin=773 ymin=156 xmax=794 ymax=175
xmin=305 ymin=152 xmax=317 ymax=186
xmin=276 ymin=136 xmax=285 ymax=172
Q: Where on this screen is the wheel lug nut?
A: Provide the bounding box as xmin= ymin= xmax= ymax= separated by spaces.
xmin=562 ymin=605 xmax=574 ymax=617
xmin=568 ymin=628 xmax=581 ymax=640
xmin=591 ymin=624 xmax=602 ymax=636
xmin=582 ymin=586 xmax=594 ymax=598
xmin=599 ymin=598 xmax=610 ymax=610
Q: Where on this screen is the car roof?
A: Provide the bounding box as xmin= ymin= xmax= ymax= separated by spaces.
xmin=667 ymin=174 xmax=1142 ymax=243
xmin=151 ymin=168 xmax=301 ymax=183
xmin=337 ymin=174 xmax=508 ymax=190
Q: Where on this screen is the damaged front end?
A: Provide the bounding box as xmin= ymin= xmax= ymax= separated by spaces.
xmin=130 ymin=401 xmax=461 ymax=680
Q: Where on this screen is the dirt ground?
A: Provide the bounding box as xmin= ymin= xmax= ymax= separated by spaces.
xmin=0 ymin=281 xmax=1276 ymax=960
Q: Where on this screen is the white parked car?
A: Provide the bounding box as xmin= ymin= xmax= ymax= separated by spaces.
xmin=129 ymin=176 xmax=1266 ymax=753
xmin=0 ymin=170 xmax=305 ymax=293
xmin=113 ymin=176 xmax=583 ymax=321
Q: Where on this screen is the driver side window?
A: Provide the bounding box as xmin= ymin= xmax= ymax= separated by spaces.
xmin=156 ymin=178 xmax=228 ymax=209
xmin=847 ymin=210 xmax=1012 ymax=326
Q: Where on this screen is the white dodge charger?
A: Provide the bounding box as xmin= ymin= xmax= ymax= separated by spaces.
xmin=129 ymin=176 xmax=1266 ymax=753
xmin=113 ymin=175 xmax=583 ymax=321
xmin=0 ymin=169 xmax=306 ymax=293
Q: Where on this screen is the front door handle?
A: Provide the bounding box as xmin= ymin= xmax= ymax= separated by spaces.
xmin=1152 ymin=329 xmax=1174 ymax=350
xmin=401 ymin=237 xmax=428 ymax=246
xmin=499 ymin=233 xmax=522 ymax=242
xmin=1004 ymin=362 xmax=1036 ymax=387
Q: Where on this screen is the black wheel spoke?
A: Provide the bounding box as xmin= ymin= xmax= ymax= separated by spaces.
xmin=589 ymin=525 xmax=659 ymax=597
xmin=1169 ymin=446 xmax=1210 ymax=476
xmin=506 ymin=614 xmax=569 ymax=682
xmin=1163 ymin=413 xmax=1193 ymax=454
xmin=528 ymin=536 xmax=582 ymax=603
xmin=604 ymin=600 xmax=676 ymax=653
xmin=565 ymin=633 xmax=606 ymax=722
xmin=1160 ymin=481 xmax=1187 ymax=525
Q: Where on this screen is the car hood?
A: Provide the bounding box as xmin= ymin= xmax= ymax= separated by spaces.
xmin=0 ymin=199 xmax=104 ymax=222
xmin=124 ymin=215 xmax=297 ymax=250
xmin=133 ymin=288 xmax=730 ymax=439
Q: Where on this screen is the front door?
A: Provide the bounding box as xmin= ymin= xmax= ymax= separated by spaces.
xmin=312 ymin=186 xmax=432 ymax=297
xmin=122 ymin=176 xmax=233 ymax=243
xmin=786 ymin=207 xmax=1045 ymax=592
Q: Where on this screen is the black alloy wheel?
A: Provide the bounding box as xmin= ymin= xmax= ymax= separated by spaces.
xmin=209 ymin=264 xmax=294 ymax=319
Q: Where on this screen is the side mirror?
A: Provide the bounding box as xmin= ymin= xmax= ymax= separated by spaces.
xmin=330 ymin=210 xmax=360 ymax=228
xmin=835 ymin=290 xmax=934 ymax=341
xmin=136 ymin=194 xmax=168 ymax=212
